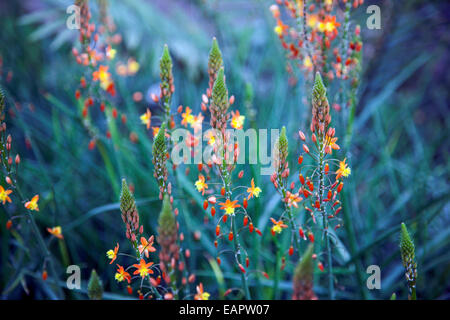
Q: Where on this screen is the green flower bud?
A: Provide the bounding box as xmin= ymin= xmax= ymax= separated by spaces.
xmin=87 ymin=269 xmax=103 ymax=300
xmin=293 ymin=244 xmax=317 ymax=300
xmin=399 ymin=222 xmax=417 ymax=300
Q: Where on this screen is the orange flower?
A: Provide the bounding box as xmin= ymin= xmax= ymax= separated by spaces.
xmin=47 ymin=226 xmax=63 ymax=239
xmin=195 ymin=174 xmax=208 ymax=195
xmin=194 ymin=283 xmax=210 ymax=300
xmin=132 ymin=259 xmax=154 ymax=278
xmin=181 ymin=106 xmax=194 ymax=126
xmin=25 ymin=195 xmax=39 ymax=211
xmin=152 ymin=127 xmax=160 ymax=137
xmin=246 ymin=178 xmax=262 ymax=199
xmin=318 ymin=15 xmax=341 ymax=34
xmin=270 ymin=218 xmax=288 ymax=236
xmin=230 ymin=110 xmax=245 ymax=130
xmin=219 ymin=199 xmax=240 ymax=215
xmin=191 ymin=113 xmax=204 ymax=133
xmin=325 ymin=135 xmax=340 ymax=154
xmin=107 ymin=243 xmax=119 ymax=264
xmin=336 ymin=158 xmax=351 ymax=179
xmin=140 ymin=108 xmax=152 ymax=130
xmin=286 ymin=191 xmax=302 ymax=208
xmin=0 ymin=185 xmax=12 ymax=204
xmin=115 ymin=264 xmax=131 ymax=283
xmin=138 ymin=236 xmax=156 ymax=259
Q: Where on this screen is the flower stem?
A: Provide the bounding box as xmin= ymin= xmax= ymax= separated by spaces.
xmin=318 ymin=136 xmax=335 ymax=300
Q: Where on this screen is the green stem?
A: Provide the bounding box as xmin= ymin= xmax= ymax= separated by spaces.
xmin=221 ymin=164 xmax=251 ymax=299
xmin=318 ymin=136 xmax=334 ymax=300
xmin=15 ymin=184 xmax=63 ymax=299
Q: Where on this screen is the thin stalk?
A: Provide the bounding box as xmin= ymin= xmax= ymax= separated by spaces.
xmin=14 ymin=183 xmax=63 ymax=299
xmin=221 ymin=161 xmax=251 ymax=299
xmin=318 ymin=136 xmax=334 ymax=300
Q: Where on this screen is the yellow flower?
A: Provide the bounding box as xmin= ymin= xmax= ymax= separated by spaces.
xmin=194 ymin=283 xmax=210 ymax=300
xmin=115 ymin=265 xmax=131 ymax=283
xmin=270 ymin=218 xmax=288 ymax=236
xmin=246 ymin=178 xmax=262 ymax=199
xmin=181 ymin=107 xmax=195 ymax=127
xmin=152 ymin=127 xmax=160 ymax=137
xmin=336 ymin=158 xmax=351 ymax=179
xmin=274 ymin=25 xmax=283 ymax=36
xmin=140 ymin=108 xmax=152 ymax=130
xmin=127 ymin=59 xmax=140 ymax=75
xmin=47 ymin=226 xmax=63 ymax=239
xmin=230 ymin=110 xmax=245 ymax=130
xmin=303 ymin=56 xmax=313 ymax=69
xmin=107 ymin=243 xmax=119 ymax=264
xmin=106 ymin=46 xmax=116 ymax=60
xmin=190 ymin=113 xmax=204 ymax=133
xmin=219 ymin=199 xmax=240 ymax=215
xmin=0 ymin=185 xmax=12 ymax=204
xmin=25 ymin=195 xmax=39 ymax=211
xmin=132 ymin=259 xmax=154 ymax=278
xmin=307 ymin=14 xmax=319 ymax=29
xmin=195 ymin=174 xmax=208 ymax=195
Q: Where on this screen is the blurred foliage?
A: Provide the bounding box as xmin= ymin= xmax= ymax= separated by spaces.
xmin=0 ymin=0 xmax=448 ymax=300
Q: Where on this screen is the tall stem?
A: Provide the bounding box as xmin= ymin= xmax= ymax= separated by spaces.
xmin=318 ymin=136 xmax=334 ymax=300
xmin=221 ymin=163 xmax=251 ymax=299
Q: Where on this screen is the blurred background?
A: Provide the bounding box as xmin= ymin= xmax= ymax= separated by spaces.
xmin=0 ymin=0 xmax=449 ymax=299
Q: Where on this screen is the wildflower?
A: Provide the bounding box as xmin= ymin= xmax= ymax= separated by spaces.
xmin=270 ymin=218 xmax=288 ymax=236
xmin=191 ymin=113 xmax=204 ymax=133
xmin=195 ymin=174 xmax=208 ymax=195
xmin=140 ymin=108 xmax=152 ymax=130
xmin=138 ymin=236 xmax=156 ymax=259
xmin=25 ymin=194 xmax=39 ymax=211
xmin=0 ymin=185 xmax=12 ymax=204
xmin=336 ymin=158 xmax=351 ymax=179
xmin=152 ymin=127 xmax=159 ymax=137
xmin=286 ymin=191 xmax=302 ymax=208
xmin=219 ymin=199 xmax=240 ymax=216
xmin=325 ymin=136 xmax=340 ymax=154
xmin=92 ymin=65 xmax=113 ymax=90
xmin=246 ymin=178 xmax=262 ymax=199
xmin=106 ymin=46 xmax=116 ymax=60
xmin=230 ymin=110 xmax=245 ymax=129
xmin=47 ymin=226 xmax=63 ymax=240
xmin=127 ymin=58 xmax=140 ymax=75
xmin=303 ymin=56 xmax=313 ymax=69
xmin=106 ymin=243 xmax=119 ymax=264
xmin=194 ymin=283 xmax=210 ymax=300
xmin=115 ymin=265 xmax=131 ymax=283
xmin=132 ymin=259 xmax=154 ymax=278
xmin=293 ymin=244 xmax=317 ymax=300
xmin=181 ymin=106 xmax=194 ymax=126
xmin=318 ymin=16 xmax=341 ymax=34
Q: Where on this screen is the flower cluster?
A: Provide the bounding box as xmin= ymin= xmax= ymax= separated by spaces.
xmin=270 ymin=0 xmax=363 ymax=108
xmin=71 ymin=0 xmax=140 ymax=148
xmin=400 ymin=222 xmax=417 ymax=300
